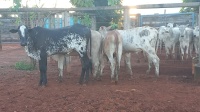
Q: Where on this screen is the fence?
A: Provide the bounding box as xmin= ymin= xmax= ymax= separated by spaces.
xmin=139 ymin=12 xmax=198 ymax=28
xmin=0 ymin=2 xmax=200 ymax=42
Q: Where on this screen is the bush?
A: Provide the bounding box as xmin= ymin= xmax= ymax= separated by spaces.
xmin=15 ymin=61 xmax=36 ymax=71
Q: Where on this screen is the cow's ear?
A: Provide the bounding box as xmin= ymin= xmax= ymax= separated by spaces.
xmin=9 ymin=29 xmax=18 ymax=33
xmin=99 ymin=26 xmax=103 ymax=30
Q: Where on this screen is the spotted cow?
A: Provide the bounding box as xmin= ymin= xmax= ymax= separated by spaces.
xmin=10 ymin=24 xmax=92 ymax=86
xmin=49 ymin=30 xmax=103 ymax=82
xmin=99 ymin=26 xmax=160 ymax=79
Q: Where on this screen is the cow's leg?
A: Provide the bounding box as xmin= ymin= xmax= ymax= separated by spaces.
xmin=185 ymin=45 xmax=189 ymax=60
xmin=99 ymin=54 xmax=106 ymax=80
xmin=172 ymin=44 xmax=177 ymax=60
xmin=179 ymin=45 xmax=184 ymax=61
xmin=124 ymin=53 xmax=133 ymax=78
xmin=143 ymin=47 xmax=160 ymax=77
xmin=149 ymin=55 xmax=160 ymax=77
xmin=79 ymin=54 xmax=92 ymax=84
xmin=165 ymin=45 xmax=170 ymax=60
xmin=189 ymin=43 xmax=193 ymax=58
xmin=115 ymin=43 xmax=122 ymax=83
xmin=92 ymin=56 xmax=100 ymax=79
xmin=146 ymin=59 xmax=152 ymax=75
xmin=57 ymin=55 xmax=65 ymax=82
xmin=39 ymin=52 xmax=47 ymax=86
xmin=108 ymin=56 xmax=116 ymax=83
xmin=194 ymin=43 xmax=199 ymax=57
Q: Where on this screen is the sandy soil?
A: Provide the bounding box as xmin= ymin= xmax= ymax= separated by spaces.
xmin=0 ymin=43 xmax=200 ymax=112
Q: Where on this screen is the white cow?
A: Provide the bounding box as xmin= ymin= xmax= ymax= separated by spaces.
xmin=99 ymin=26 xmax=160 ymax=79
xmin=178 ymin=25 xmax=194 ymax=60
xmin=193 ymin=26 xmax=199 ymax=56
xmin=159 ymin=24 xmax=180 ymax=60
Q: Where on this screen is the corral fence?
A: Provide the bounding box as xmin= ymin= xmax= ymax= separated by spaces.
xmin=139 ymin=12 xmax=198 ymax=28
xmin=0 ymin=2 xmax=200 ymax=62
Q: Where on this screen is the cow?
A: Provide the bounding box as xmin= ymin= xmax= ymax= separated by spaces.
xmin=99 ymin=26 xmax=160 ymax=79
xmin=49 ymin=30 xmax=103 ymax=82
xmin=10 ymin=24 xmax=92 ymax=86
xmin=193 ymin=26 xmax=199 ymax=57
xmin=167 ymin=23 xmax=176 ymax=28
xmin=100 ymin=30 xmax=123 ymax=83
xmin=158 ymin=25 xmax=180 ymax=60
xmin=178 ymin=24 xmax=194 ymax=60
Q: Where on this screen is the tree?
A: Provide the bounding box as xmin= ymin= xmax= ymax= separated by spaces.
xmin=180 ymin=0 xmax=199 ymax=13
xmin=70 ymin=0 xmax=122 ymax=29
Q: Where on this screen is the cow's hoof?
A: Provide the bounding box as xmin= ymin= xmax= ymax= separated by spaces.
xmin=111 ymin=80 xmax=118 ymax=85
xmin=38 ymin=82 xmax=47 ymax=87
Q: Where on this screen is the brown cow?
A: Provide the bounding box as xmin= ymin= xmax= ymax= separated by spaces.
xmin=100 ymin=30 xmax=123 ymax=83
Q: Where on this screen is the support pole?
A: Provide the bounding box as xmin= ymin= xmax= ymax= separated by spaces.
xmin=198 ymin=6 xmax=200 ymax=65
xmin=0 ymin=30 xmax=2 ymax=51
xmin=91 ymin=16 xmax=96 ymax=30
xmin=194 ymin=5 xmax=200 ymax=81
xmin=123 ymin=8 xmax=130 ymax=29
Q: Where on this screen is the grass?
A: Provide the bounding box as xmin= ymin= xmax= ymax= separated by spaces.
xmin=14 ymin=61 xmax=36 ymax=71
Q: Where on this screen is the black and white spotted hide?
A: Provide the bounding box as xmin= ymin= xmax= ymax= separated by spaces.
xmin=10 ymin=24 xmax=92 ymax=86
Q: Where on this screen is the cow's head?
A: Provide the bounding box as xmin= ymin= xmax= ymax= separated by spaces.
xmin=178 ymin=24 xmax=189 ymax=37
xmin=9 ymin=25 xmax=31 ymax=46
xmin=193 ymin=26 xmax=199 ymax=37
xmin=99 ymin=26 xmax=111 ymax=39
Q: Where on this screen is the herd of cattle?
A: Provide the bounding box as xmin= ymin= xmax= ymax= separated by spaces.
xmin=9 ymin=23 xmax=200 ymax=86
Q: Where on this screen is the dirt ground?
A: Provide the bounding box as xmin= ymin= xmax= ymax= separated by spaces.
xmin=1 ymin=43 xmax=200 ymax=112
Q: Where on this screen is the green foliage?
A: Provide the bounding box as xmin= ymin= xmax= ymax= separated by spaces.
xmin=15 ymin=61 xmax=36 ymax=71
xmin=80 ymin=14 xmax=92 ymax=26
xmin=109 ymin=20 xmax=118 ymax=29
xmin=180 ymin=0 xmax=199 ymax=13
xmin=70 ymin=0 xmax=122 ymax=29
xmin=70 ymin=0 xmax=94 ymax=7
xmin=11 ymin=0 xmax=22 ymax=11
xmin=108 ymin=0 xmax=121 ymax=6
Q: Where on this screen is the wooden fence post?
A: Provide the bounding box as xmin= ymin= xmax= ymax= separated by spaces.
xmin=63 ymin=11 xmax=70 ymax=26
xmin=123 ymin=8 xmax=130 ymax=29
xmin=198 ymin=6 xmax=200 ymax=64
xmin=91 ymin=15 xmax=96 ymax=30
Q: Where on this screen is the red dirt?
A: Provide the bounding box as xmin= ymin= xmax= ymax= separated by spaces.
xmin=0 ymin=43 xmax=200 ymax=112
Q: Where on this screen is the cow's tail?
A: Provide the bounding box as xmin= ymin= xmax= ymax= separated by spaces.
xmin=155 ymin=30 xmax=159 ymax=54
xmin=114 ymin=30 xmax=122 ymax=68
xmin=89 ymin=30 xmax=92 ymax=74
xmin=89 ymin=30 xmax=92 ymax=57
